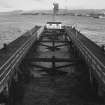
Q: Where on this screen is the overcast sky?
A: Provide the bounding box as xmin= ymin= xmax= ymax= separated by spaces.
xmin=0 ymin=0 xmax=105 ymax=11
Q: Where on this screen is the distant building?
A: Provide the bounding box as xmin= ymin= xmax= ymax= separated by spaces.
xmin=53 ymin=3 xmax=59 ymax=15
xmin=46 ymin=22 xmax=62 ymax=29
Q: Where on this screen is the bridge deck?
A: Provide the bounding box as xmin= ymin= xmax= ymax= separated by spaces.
xmin=0 ymin=26 xmax=105 ymax=104
xmin=15 ymin=29 xmax=103 ymax=105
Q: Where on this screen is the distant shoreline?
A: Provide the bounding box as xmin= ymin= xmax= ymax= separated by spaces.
xmin=21 ymin=12 xmax=105 ymax=19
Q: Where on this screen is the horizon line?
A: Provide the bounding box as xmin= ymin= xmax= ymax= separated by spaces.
xmin=0 ymin=8 xmax=105 ymax=12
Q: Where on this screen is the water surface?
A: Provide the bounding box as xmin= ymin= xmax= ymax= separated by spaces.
xmin=0 ymin=14 xmax=105 ymax=48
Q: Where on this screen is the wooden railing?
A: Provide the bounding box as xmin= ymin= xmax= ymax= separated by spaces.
xmin=0 ymin=26 xmax=43 ymax=93
xmin=65 ymin=27 xmax=105 ymax=87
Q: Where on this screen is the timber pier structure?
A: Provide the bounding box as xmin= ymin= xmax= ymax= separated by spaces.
xmin=0 ymin=22 xmax=105 ymax=105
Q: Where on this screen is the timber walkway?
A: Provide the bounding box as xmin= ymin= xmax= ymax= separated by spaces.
xmin=15 ymin=29 xmax=103 ymax=105
xmin=0 ymin=24 xmax=105 ymax=104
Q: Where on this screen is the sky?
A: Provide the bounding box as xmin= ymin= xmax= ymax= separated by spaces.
xmin=0 ymin=0 xmax=105 ymax=12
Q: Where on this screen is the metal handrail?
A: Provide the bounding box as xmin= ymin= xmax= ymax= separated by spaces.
xmin=0 ymin=35 xmax=36 ymax=84
xmin=70 ymin=29 xmax=105 ymax=69
xmin=0 ymin=27 xmax=42 ymax=92
xmin=66 ymin=27 xmax=105 ymax=84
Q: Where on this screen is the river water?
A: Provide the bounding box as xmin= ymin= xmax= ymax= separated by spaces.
xmin=0 ymin=13 xmax=105 ymax=48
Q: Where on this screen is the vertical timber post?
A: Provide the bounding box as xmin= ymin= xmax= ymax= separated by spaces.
xmin=0 ymin=84 xmax=9 ymax=105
